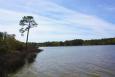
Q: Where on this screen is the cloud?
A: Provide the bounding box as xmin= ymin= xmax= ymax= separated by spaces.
xmin=0 ymin=0 xmax=115 ymax=42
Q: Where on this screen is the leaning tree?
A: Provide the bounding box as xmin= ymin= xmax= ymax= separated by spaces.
xmin=19 ymin=16 xmax=38 ymax=49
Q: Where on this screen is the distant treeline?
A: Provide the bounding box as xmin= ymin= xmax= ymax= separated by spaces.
xmin=38 ymin=38 xmax=115 ymax=46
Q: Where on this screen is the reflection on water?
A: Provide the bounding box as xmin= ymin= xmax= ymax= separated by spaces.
xmin=12 ymin=45 xmax=115 ymax=77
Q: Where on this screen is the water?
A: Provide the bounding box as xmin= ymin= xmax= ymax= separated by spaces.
xmin=12 ymin=45 xmax=115 ymax=77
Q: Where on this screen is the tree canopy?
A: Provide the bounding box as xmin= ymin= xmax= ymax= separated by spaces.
xmin=38 ymin=38 xmax=115 ymax=47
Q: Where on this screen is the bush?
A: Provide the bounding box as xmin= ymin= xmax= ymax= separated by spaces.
xmin=0 ymin=45 xmax=8 ymax=54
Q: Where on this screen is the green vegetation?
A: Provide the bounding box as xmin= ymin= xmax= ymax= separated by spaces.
xmin=38 ymin=38 xmax=115 ymax=46
xmin=0 ymin=30 xmax=114 ymax=77
xmin=0 ymin=32 xmax=42 ymax=77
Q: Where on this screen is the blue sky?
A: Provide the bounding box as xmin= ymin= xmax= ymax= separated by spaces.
xmin=0 ymin=0 xmax=115 ymax=42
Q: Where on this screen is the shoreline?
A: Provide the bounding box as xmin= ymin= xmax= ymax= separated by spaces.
xmin=0 ymin=47 xmax=42 ymax=77
xmin=39 ymin=44 xmax=115 ymax=47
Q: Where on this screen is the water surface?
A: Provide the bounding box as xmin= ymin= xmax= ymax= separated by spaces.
xmin=12 ymin=45 xmax=115 ymax=77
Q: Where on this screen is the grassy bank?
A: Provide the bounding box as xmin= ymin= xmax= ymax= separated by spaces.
xmin=0 ymin=32 xmax=42 ymax=77
xmin=0 ymin=45 xmax=42 ymax=77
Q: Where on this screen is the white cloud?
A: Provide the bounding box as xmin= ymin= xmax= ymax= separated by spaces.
xmin=0 ymin=0 xmax=115 ymax=42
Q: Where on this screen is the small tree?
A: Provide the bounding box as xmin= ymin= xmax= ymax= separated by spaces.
xmin=19 ymin=16 xmax=37 ymax=50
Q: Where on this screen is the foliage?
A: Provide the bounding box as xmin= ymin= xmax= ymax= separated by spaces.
xmin=0 ymin=31 xmax=41 ymax=77
xmin=0 ymin=34 xmax=24 ymax=54
xmin=19 ymin=16 xmax=37 ymax=37
xmin=38 ymin=38 xmax=115 ymax=46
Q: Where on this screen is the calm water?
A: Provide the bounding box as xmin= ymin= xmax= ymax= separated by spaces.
xmin=12 ymin=45 xmax=115 ymax=77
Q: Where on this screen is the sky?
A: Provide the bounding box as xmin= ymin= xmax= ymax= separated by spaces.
xmin=0 ymin=0 xmax=115 ymax=42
